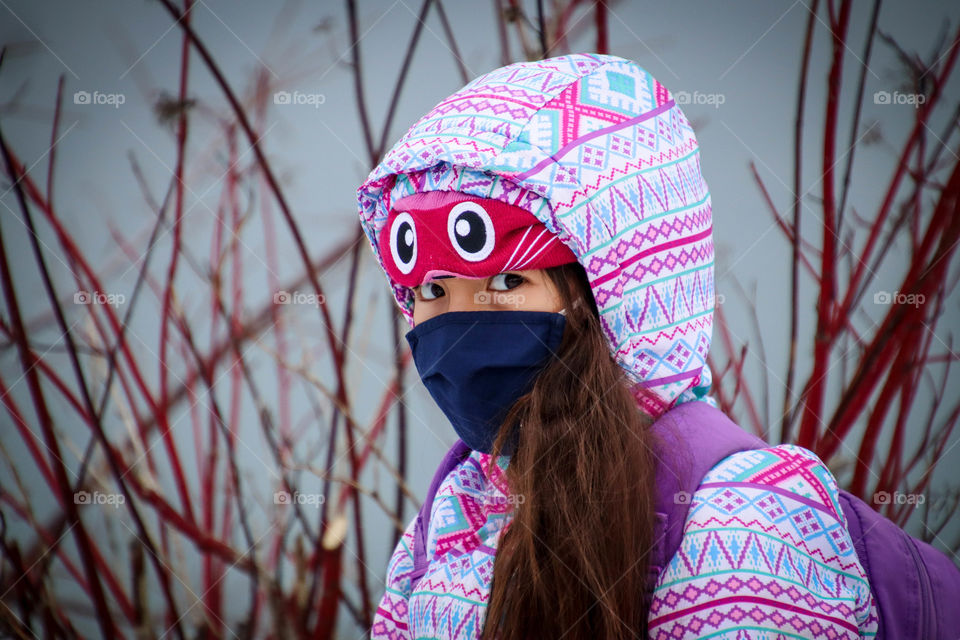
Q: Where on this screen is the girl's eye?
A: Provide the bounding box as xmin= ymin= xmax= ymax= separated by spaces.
xmin=489 ymin=273 xmax=525 ymax=291
xmin=417 ymin=281 xmax=445 ymax=301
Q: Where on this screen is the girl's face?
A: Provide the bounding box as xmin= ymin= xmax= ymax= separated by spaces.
xmin=411 ymin=269 xmax=564 ymax=326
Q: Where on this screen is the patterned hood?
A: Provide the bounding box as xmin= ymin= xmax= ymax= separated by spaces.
xmin=357 ymin=53 xmax=716 ymax=414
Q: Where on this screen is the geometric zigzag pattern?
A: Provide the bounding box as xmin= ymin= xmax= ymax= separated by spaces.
xmin=357 ymin=53 xmax=718 ymax=415
xmin=649 ymin=444 xmax=878 ymax=639
xmin=371 ymin=452 xmax=511 ymax=640
xmin=371 ymin=444 xmax=879 ymax=639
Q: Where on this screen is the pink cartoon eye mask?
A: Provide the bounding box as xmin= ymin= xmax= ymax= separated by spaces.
xmin=378 ymin=191 xmax=578 ymax=288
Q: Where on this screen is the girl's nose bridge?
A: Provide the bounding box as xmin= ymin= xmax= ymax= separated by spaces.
xmin=447 ymin=280 xmax=485 ymax=312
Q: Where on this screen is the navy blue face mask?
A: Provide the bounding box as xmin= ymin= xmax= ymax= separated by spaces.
xmin=405 ymin=310 xmax=567 ymax=455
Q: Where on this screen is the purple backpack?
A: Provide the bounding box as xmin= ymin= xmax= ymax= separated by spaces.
xmin=408 ymin=401 xmax=960 ymax=638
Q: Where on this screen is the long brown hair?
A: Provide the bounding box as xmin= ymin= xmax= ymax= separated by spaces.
xmin=481 ymin=262 xmax=662 ymax=640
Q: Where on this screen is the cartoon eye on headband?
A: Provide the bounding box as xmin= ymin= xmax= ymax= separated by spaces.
xmin=447 ymin=201 xmax=495 ymax=262
xmin=389 ymin=211 xmax=417 ymax=274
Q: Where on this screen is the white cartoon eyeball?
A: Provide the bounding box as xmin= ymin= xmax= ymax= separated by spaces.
xmin=447 ymin=201 xmax=495 ymax=262
xmin=389 ymin=212 xmax=417 ymax=274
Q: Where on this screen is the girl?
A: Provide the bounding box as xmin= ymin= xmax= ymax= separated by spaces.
xmin=357 ymin=54 xmax=878 ymax=639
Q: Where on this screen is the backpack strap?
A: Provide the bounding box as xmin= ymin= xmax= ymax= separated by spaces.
xmin=409 ymin=438 xmax=473 ymax=592
xmin=647 ymin=400 xmax=768 ymax=590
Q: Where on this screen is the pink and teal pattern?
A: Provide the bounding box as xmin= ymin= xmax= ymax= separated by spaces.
xmin=648 ymin=444 xmax=878 ymax=639
xmin=357 ymin=53 xmax=715 ymax=415
xmin=370 ymin=444 xmax=878 ymax=639
xmin=371 ymin=451 xmax=512 ymax=640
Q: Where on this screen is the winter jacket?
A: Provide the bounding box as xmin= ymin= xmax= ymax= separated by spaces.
xmin=371 ymin=443 xmax=877 ymax=639
xmin=357 ymin=53 xmax=878 ymax=639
